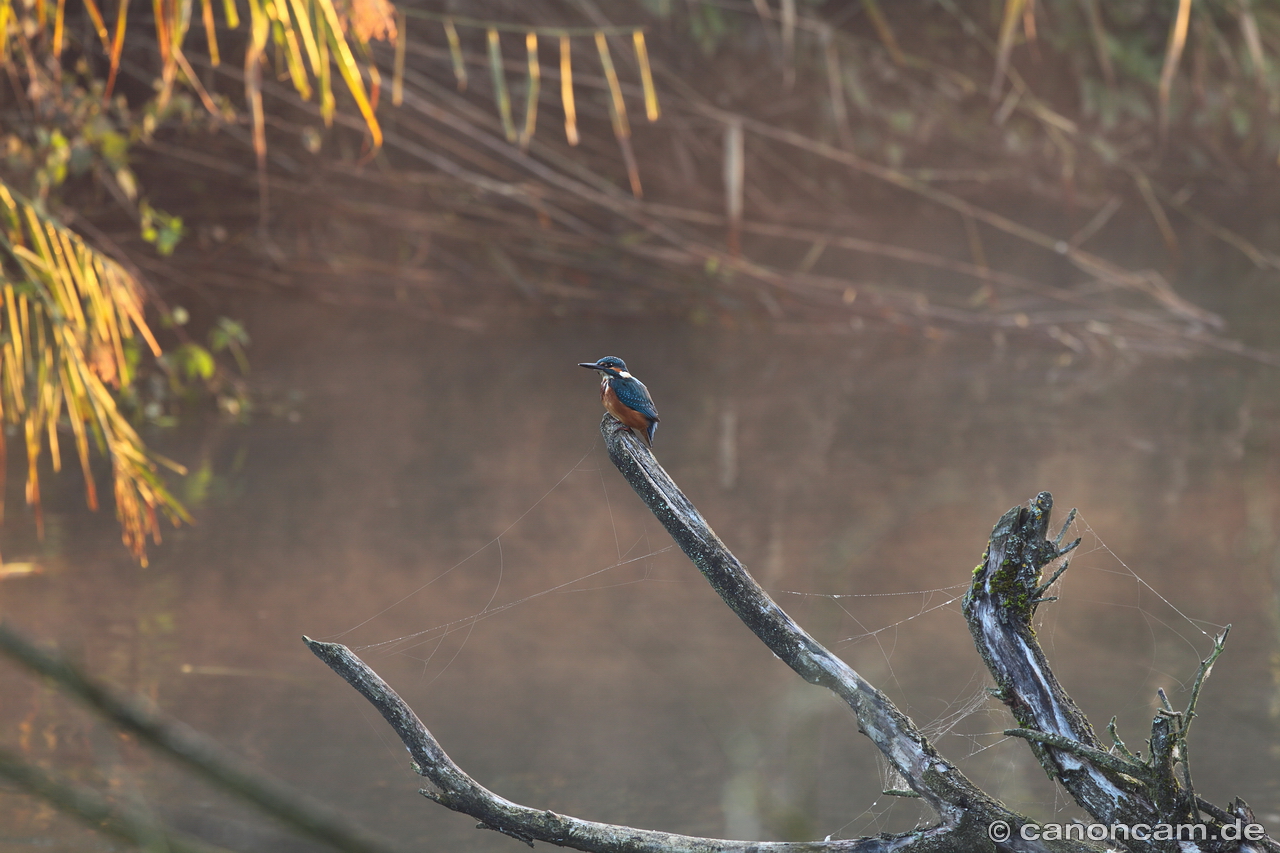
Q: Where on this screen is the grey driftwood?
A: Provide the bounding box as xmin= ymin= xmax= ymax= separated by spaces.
xmin=305 ymin=414 xmax=1276 ymax=853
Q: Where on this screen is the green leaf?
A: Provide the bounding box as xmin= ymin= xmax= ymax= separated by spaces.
xmin=139 ymin=200 xmax=184 ymax=255
xmin=174 ymin=342 xmax=216 ymax=381
xmin=99 ymin=131 xmax=129 ymax=167
xmin=209 ymin=317 xmax=250 ymax=351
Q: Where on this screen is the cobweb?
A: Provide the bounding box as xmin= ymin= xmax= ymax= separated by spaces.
xmin=781 ymin=512 xmax=1230 ymax=838
xmin=327 ymin=450 xmax=1234 ymax=841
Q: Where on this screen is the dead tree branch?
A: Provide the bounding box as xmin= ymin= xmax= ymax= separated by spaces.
xmin=305 ymin=417 xmax=1115 ymax=853
xmin=964 ymin=493 xmax=1279 ymax=853
xmin=305 ymin=637 xmax=955 ymax=853
xmin=0 ymin=747 xmax=235 ymax=853
xmin=0 ymin=621 xmax=409 ymax=853
xmin=595 ymin=419 xmax=990 ymax=819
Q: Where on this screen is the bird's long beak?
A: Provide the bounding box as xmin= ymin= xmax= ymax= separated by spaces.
xmin=578 ymin=362 xmax=603 ymax=370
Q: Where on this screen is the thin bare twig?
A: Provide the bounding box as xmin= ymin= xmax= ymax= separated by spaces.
xmin=0 ymin=621 xmax=412 ymax=853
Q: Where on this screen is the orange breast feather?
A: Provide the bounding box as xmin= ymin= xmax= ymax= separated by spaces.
xmin=602 ymin=382 xmax=653 ymax=438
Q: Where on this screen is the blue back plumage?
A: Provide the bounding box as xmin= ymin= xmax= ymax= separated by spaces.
xmin=610 ymin=374 xmax=659 ymax=422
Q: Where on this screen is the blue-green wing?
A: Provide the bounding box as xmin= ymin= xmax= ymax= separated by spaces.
xmin=613 ymin=376 xmax=660 ymax=422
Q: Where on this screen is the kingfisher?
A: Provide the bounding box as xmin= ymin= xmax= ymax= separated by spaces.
xmin=578 ymin=356 xmax=661 ymax=447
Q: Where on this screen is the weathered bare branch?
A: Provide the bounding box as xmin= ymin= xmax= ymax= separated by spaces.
xmin=597 ymin=417 xmax=981 ymax=817
xmin=0 ymin=621 xmax=409 ymax=853
xmin=0 ymin=747 xmax=234 ymax=853
xmin=964 ymin=493 xmax=1280 ymax=852
xmin=304 ymin=636 xmax=956 ymax=853
xmin=303 ymin=417 xmax=1107 ymax=853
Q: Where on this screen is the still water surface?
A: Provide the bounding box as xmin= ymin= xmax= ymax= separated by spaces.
xmin=2 ymin=299 xmax=1278 ymax=850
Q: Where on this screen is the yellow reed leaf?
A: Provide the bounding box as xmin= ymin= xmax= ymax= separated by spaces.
xmin=201 ymin=0 xmax=220 ymax=65
xmin=52 ymin=0 xmax=65 ymax=57
xmin=0 ymin=0 xmax=14 ymax=61
xmin=314 ymin=0 xmax=382 ymax=148
xmin=519 ymin=32 xmax=540 ymax=149
xmin=633 ymin=31 xmax=659 ymax=121
xmin=595 ymin=32 xmax=630 ymax=140
xmin=444 ymin=18 xmax=466 ymax=91
xmin=392 ymin=8 xmax=405 ymax=105
xmin=105 ymin=0 xmax=130 ymax=101
xmin=990 ymin=0 xmax=1027 ymax=100
xmin=560 ymin=35 xmax=578 ymax=145
xmin=488 ymin=28 xmax=516 ymax=143
xmin=285 ymin=0 xmax=321 ymax=73
xmin=1158 ymin=0 xmax=1193 ymax=136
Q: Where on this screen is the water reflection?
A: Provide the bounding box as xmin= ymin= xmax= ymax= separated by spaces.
xmin=2 ymin=300 xmax=1278 ymax=850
